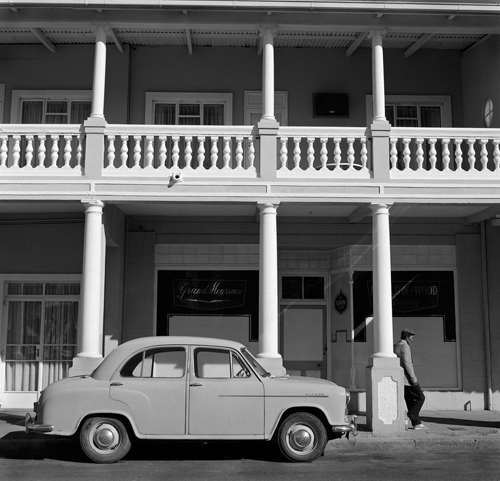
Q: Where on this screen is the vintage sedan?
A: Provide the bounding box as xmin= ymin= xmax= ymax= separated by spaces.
xmin=26 ymin=336 xmax=356 ymax=463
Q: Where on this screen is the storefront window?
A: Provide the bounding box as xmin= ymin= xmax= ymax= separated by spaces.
xmin=282 ymin=276 xmax=325 ymax=300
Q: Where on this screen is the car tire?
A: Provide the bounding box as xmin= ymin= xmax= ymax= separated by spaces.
xmin=277 ymin=413 xmax=327 ymax=463
xmin=80 ymin=416 xmax=132 ymax=463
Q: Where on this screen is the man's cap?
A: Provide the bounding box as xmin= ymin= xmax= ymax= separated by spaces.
xmin=401 ymin=328 xmax=416 ymax=338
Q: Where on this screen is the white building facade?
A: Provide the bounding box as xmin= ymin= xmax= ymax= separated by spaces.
xmin=1 ymin=0 xmax=500 ymax=433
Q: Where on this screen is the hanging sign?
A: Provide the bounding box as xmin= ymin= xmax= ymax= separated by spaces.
xmin=335 ymin=290 xmax=348 ymax=314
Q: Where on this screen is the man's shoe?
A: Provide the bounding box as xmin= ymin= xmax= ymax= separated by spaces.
xmin=412 ymin=424 xmax=428 ymax=430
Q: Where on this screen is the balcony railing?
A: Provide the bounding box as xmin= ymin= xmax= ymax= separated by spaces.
xmin=1 ymin=123 xmax=500 ymax=182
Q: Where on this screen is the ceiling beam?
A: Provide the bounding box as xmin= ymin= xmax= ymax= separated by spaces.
xmin=348 ymin=205 xmax=371 ymax=223
xmin=185 ymin=28 xmax=193 ymax=54
xmin=462 ymin=34 xmax=492 ymax=55
xmin=466 ymin=206 xmax=500 ymax=224
xmin=108 ymin=27 xmax=123 ymax=52
xmin=346 ymin=30 xmax=368 ymax=57
xmin=30 ymin=27 xmax=56 ymax=52
xmin=405 ymin=32 xmax=433 ymax=58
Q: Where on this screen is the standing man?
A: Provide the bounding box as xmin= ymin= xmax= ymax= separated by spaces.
xmin=394 ymin=328 xmax=427 ymax=430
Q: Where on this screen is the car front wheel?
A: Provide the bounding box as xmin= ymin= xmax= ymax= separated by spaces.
xmin=80 ymin=416 xmax=132 ymax=463
xmin=277 ymin=413 xmax=327 ymax=462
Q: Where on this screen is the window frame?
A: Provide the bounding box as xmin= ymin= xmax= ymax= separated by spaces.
xmin=0 ymin=84 xmax=4 ymax=123
xmin=10 ymin=90 xmax=92 ymax=124
xmin=145 ymin=92 xmax=233 ymax=125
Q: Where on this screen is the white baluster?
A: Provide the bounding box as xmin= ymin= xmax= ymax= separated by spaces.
xmin=293 ymin=138 xmax=301 ymax=171
xmin=442 ymin=138 xmax=450 ymax=171
xmin=50 ymin=135 xmax=59 ymax=167
xmin=347 ymin=137 xmax=354 ymax=170
xmin=12 ymin=136 xmax=21 ymax=167
xmin=223 ymin=137 xmax=231 ymax=169
xmin=37 ymin=135 xmax=46 ymax=168
xmin=389 ymin=138 xmax=398 ymax=170
xmin=145 ymin=136 xmax=154 ymax=169
xmin=480 ymin=139 xmax=488 ymax=171
xmin=158 ymin=136 xmax=167 ymax=168
xmin=306 ymin=137 xmax=315 ymax=171
xmin=319 ymin=138 xmax=328 ymax=170
xmin=76 ymin=135 xmax=83 ymax=168
xmin=279 ymin=137 xmax=288 ymax=170
xmin=172 ymin=136 xmax=180 ymax=169
xmin=235 ymin=137 xmax=243 ymax=169
xmin=107 ymin=135 xmax=116 ymax=168
xmin=360 ymin=138 xmax=368 ymax=170
xmin=197 ymin=136 xmax=206 ymax=169
xmin=415 ymin=138 xmax=424 ymax=171
xmin=120 ymin=136 xmax=129 ymax=168
xmin=133 ymin=136 xmax=142 ymax=168
xmin=402 ymin=138 xmax=411 ymax=171
xmin=0 ymin=136 xmax=7 ymax=167
xmin=493 ymin=140 xmax=500 ymax=171
xmin=429 ymin=138 xmax=437 ymax=170
xmin=333 ymin=138 xmax=341 ymax=169
xmin=63 ymin=135 xmax=72 ymax=167
xmin=185 ymin=136 xmax=193 ymax=169
xmin=25 ymin=135 xmax=34 ymax=168
xmin=247 ymin=136 xmax=255 ymax=169
xmin=210 ymin=137 xmax=218 ymax=169
xmin=467 ymin=139 xmax=476 ymax=171
xmin=454 ymin=138 xmax=463 ymax=171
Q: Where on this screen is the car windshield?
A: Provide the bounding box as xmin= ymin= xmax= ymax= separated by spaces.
xmin=241 ymin=348 xmax=270 ymax=377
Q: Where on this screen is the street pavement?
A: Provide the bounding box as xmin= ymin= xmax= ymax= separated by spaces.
xmin=0 ymin=408 xmax=499 ymax=454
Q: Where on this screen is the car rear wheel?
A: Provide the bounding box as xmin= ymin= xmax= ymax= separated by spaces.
xmin=80 ymin=416 xmax=131 ymax=463
xmin=277 ymin=413 xmax=327 ymax=462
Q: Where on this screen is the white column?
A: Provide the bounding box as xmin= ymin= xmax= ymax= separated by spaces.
xmin=260 ymin=28 xmax=276 ymax=121
xmin=91 ymin=26 xmax=107 ymax=119
xmin=257 ymin=202 xmax=281 ymax=360
xmin=371 ymin=203 xmax=396 ymax=358
xmin=370 ymin=29 xmax=387 ymax=122
xmin=77 ymin=200 xmax=105 ymax=359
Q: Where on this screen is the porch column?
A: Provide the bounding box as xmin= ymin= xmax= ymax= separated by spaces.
xmin=91 ymin=25 xmax=107 ymax=119
xmin=257 ymin=202 xmax=285 ymax=375
xmin=70 ymin=200 xmax=105 ymax=376
xmin=366 ymin=203 xmax=406 ymax=434
xmin=369 ymin=28 xmax=391 ymax=182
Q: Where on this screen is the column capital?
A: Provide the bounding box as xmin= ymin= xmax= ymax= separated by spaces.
xmin=368 ymin=28 xmax=387 ymax=39
xmin=370 ymin=203 xmax=392 ymax=214
xmin=259 ymin=26 xmax=278 ymax=37
xmin=82 ymin=199 xmax=105 ymax=212
xmin=257 ymin=202 xmax=280 ymax=213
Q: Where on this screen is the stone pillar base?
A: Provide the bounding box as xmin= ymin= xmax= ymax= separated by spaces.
xmin=366 ymin=357 xmax=406 ymax=434
xmin=69 ymin=356 xmax=103 ymax=377
xmin=257 ymin=356 xmax=286 ymax=376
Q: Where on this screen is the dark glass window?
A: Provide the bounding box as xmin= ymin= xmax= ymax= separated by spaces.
xmin=282 ymin=276 xmax=324 ymax=300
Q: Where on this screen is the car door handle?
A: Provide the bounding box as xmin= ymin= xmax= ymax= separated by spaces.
xmin=189 ymin=382 xmax=203 ymax=387
xmin=110 ymin=382 xmax=123 ymax=386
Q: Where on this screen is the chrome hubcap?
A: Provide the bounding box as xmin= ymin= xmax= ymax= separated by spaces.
xmin=91 ymin=423 xmax=120 ymax=451
xmin=287 ymin=424 xmax=315 ymax=454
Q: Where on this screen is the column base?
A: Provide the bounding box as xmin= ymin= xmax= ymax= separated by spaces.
xmin=365 ymin=356 xmax=406 ymax=435
xmin=256 ymin=356 xmax=286 ymax=376
xmin=69 ymin=356 xmax=103 ymax=377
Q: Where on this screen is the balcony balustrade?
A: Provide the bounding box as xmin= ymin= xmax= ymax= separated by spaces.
xmin=1 ymin=123 xmax=500 ymax=183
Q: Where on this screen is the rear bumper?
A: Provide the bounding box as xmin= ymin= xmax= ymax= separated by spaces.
xmin=25 ymin=413 xmax=53 ymax=434
xmin=332 ymin=415 xmax=357 ymax=437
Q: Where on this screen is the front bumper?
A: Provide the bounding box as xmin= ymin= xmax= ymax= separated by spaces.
xmin=332 ymin=415 xmax=357 ymax=437
xmin=25 ymin=413 xmax=54 ymax=434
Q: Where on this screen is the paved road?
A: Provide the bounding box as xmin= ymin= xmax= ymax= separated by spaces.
xmin=1 ymin=440 xmax=499 ymax=481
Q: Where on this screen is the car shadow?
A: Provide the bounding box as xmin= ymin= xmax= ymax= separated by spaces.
xmin=420 ymin=416 xmax=500 ymax=429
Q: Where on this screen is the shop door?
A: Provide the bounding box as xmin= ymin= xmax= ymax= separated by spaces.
xmin=1 ymin=296 xmax=78 ymax=409
xmin=280 ymin=306 xmax=326 ymax=379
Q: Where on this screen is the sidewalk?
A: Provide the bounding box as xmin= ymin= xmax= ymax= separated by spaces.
xmin=0 ymin=409 xmax=499 ymax=453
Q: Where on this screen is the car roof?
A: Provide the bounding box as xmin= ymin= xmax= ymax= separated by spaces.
xmin=91 ymin=336 xmax=247 ymax=380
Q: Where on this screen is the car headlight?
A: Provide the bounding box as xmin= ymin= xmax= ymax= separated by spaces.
xmin=345 ymin=388 xmax=351 ymax=406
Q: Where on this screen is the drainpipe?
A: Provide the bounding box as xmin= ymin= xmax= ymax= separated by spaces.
xmin=481 ymin=220 xmax=493 ymax=410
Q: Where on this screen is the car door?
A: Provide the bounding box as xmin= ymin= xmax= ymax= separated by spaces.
xmin=109 ymin=346 xmax=187 ymax=435
xmin=188 ymin=346 xmax=265 ymax=436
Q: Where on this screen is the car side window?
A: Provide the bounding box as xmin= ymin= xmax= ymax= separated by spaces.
xmin=120 ymin=347 xmax=186 ymax=378
xmin=195 ymin=348 xmax=250 ymax=379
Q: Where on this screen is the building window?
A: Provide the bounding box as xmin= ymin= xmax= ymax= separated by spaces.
xmin=484 ymin=97 xmax=493 ymax=127
xmin=10 ymin=90 xmax=92 ymax=124
xmin=145 ymin=93 xmax=233 ymax=125
xmin=281 ymin=276 xmax=325 ymax=300
xmin=0 ymin=84 xmax=4 ymax=123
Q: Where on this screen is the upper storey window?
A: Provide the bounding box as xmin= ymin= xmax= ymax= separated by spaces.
xmin=385 ymin=104 xmax=442 ymax=128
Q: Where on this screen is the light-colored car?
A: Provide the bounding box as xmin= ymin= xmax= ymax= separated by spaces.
xmin=26 ymin=336 xmax=356 ymax=463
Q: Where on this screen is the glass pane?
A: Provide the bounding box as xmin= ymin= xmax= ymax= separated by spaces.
xmin=6 ymin=345 xmax=37 ymax=360
xmin=282 ymin=276 xmax=302 ymax=299
xmin=154 ymin=103 xmax=176 ymax=125
xmin=195 ymin=349 xmax=231 ymax=378
xmin=21 ymin=101 xmax=43 ymax=124
xmin=45 ymin=283 xmax=80 ymax=296
xmin=43 ymin=345 xmax=76 ymax=360
xmin=46 ymin=101 xmax=67 ymax=114
xmin=41 ymin=360 xmax=71 ymax=389
xmin=385 ymin=106 xmax=395 ymax=125
xmin=421 ymin=107 xmax=442 ymax=127
xmin=397 ymin=106 xmax=418 ymax=119
xmin=232 ymin=353 xmax=250 ymax=378
xmin=304 ymin=277 xmax=325 ymax=299
xmin=153 ymin=349 xmax=186 ymax=378
xmin=7 ymin=301 xmax=41 ymax=344
xmin=5 ymin=361 xmax=38 ymax=391
xmin=179 ymin=104 xmax=200 ymax=116
xmin=70 ymin=102 xmax=91 ymax=123
xmin=179 ymin=117 xmax=200 ymax=125
xmin=7 ymin=283 xmax=22 ymax=295
xmin=44 ymin=301 xmax=78 ymax=345
xmin=23 ymin=283 xmax=43 ymax=295
xmin=204 ymin=104 xmax=224 ymax=125
xmin=45 ymin=114 xmax=66 ymax=124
